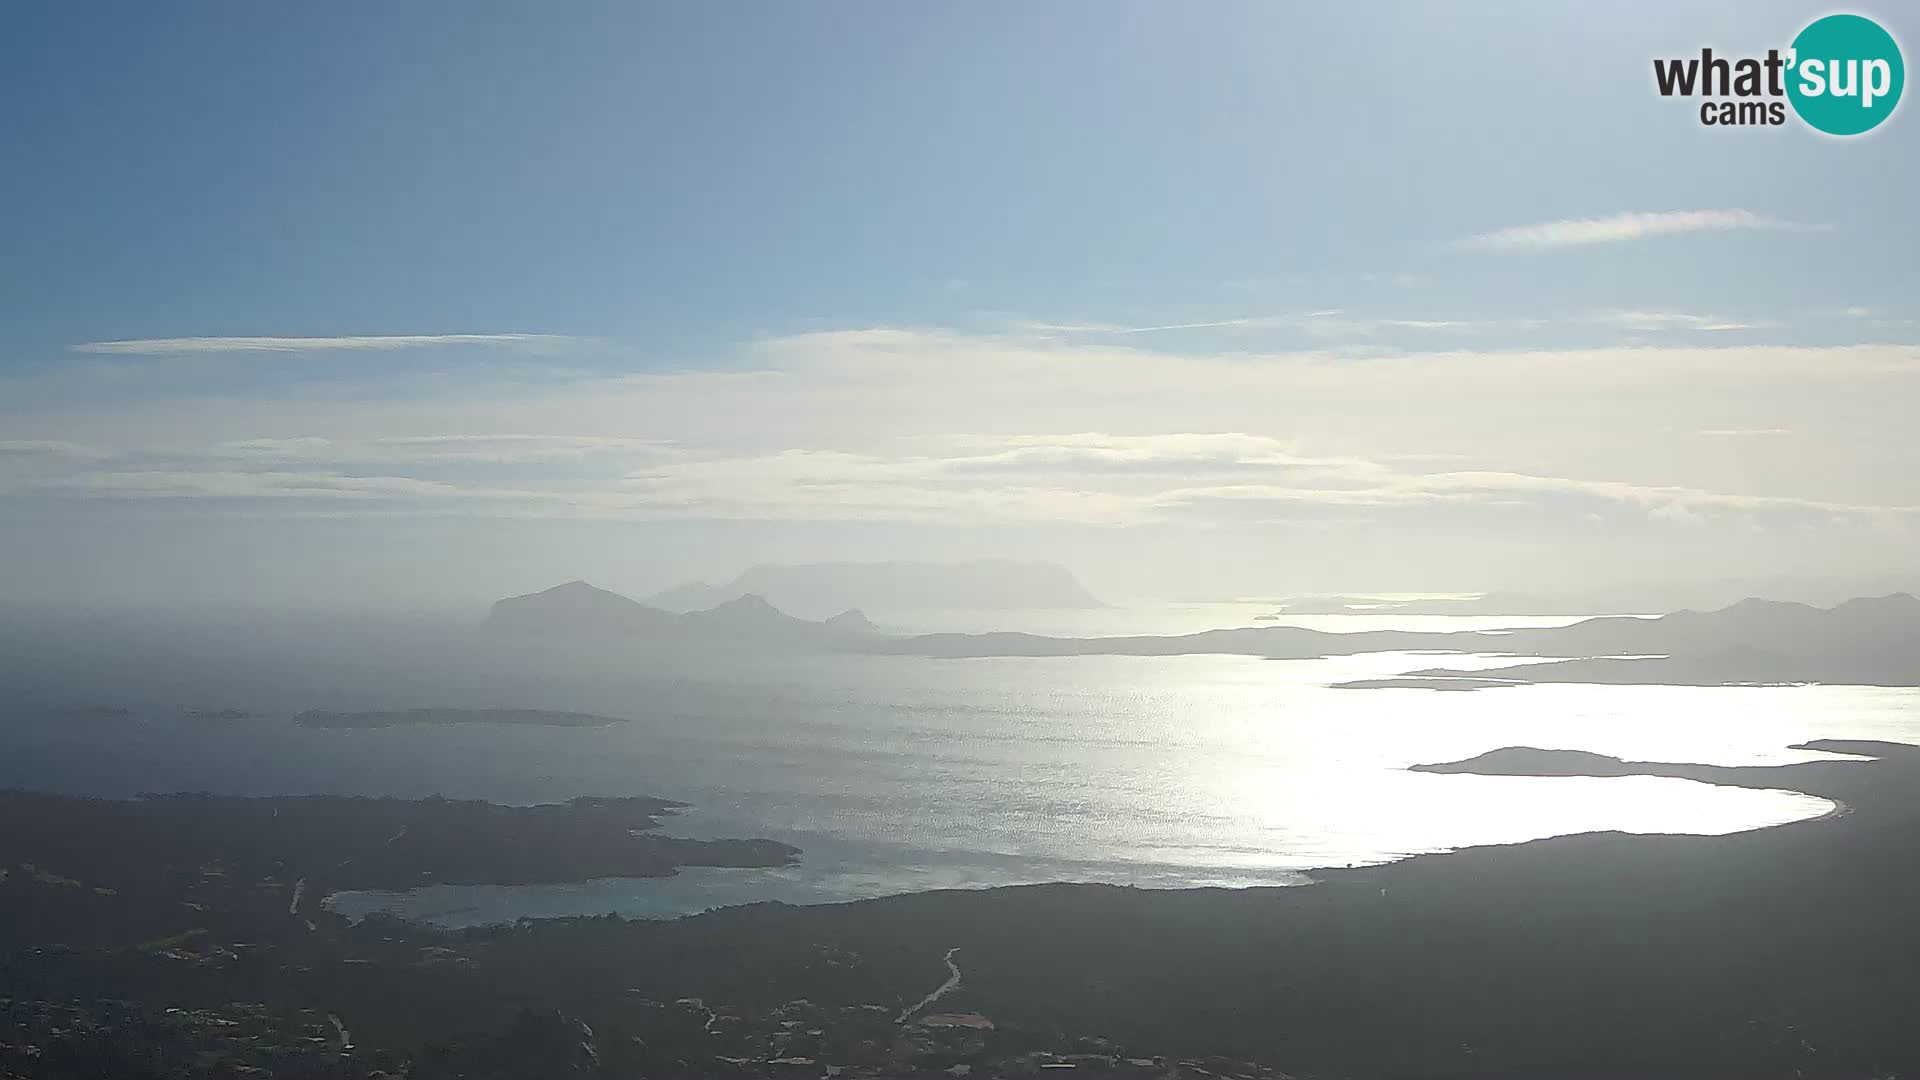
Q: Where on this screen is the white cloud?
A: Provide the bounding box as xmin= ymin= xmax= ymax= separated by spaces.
xmin=1023 ymin=311 xmax=1533 ymax=339
xmin=1466 ymin=209 xmax=1806 ymax=252
xmin=1597 ymin=310 xmax=1766 ymax=332
xmin=0 ymin=440 xmax=108 ymax=459
xmin=23 ymin=426 xmax=1900 ymax=532
xmin=201 ymin=434 xmax=670 ymax=466
xmin=1031 ymin=316 xmax=1292 ymax=335
xmin=70 ymin=334 xmax=577 ymax=355
xmin=5 ymin=330 xmax=1918 ymax=548
xmin=587 ymin=431 xmax=1912 ymax=527
xmin=1400 ymin=469 xmax=1893 ymax=516
xmin=206 ymin=437 xmax=339 ymax=459
xmin=371 ymin=435 xmax=669 ymax=459
xmin=26 ymin=470 xmax=473 ymax=500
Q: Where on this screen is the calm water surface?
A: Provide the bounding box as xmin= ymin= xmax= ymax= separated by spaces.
xmin=3 ymin=609 xmax=1911 ymax=926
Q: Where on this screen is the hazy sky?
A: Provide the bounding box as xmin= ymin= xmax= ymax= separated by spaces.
xmin=2 ymin=2 xmax=1915 ymax=609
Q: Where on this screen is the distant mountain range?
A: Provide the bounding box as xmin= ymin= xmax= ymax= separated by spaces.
xmin=1254 ymin=576 xmax=1920 ymax=619
xmin=485 ymin=580 xmax=1920 ymax=688
xmin=486 ymin=580 xmax=878 ymax=644
xmin=884 ymin=593 xmax=1920 ymax=688
xmin=1364 ymin=593 xmax=1920 ymax=689
xmin=644 ymin=559 xmax=1102 ymax=618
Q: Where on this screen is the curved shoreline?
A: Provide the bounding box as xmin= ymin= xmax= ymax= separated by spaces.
xmin=417 ymin=736 xmax=1920 ymax=1078
xmin=1806 ymin=794 xmax=1854 ymax=823
xmin=1404 ymin=739 xmax=1903 ymax=837
xmin=13 ymin=742 xmax=1920 ymax=1078
xmin=329 ymin=755 xmax=1847 ymax=928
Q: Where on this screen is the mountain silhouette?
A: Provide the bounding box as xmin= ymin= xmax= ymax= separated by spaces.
xmin=486 ymin=580 xmax=679 ymax=636
xmin=644 ymin=559 xmax=1102 ymax=617
xmin=485 ymin=581 xmax=876 ymax=646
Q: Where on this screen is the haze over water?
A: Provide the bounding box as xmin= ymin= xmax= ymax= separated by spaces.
xmin=5 ymin=607 xmax=1903 ymax=927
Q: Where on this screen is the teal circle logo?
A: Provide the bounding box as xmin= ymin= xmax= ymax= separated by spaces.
xmin=1786 ymin=14 xmax=1904 ymax=135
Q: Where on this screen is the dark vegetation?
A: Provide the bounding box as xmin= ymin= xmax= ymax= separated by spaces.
xmin=0 ymin=790 xmax=793 ymax=951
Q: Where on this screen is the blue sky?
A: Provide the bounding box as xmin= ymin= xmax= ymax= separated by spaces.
xmin=2 ymin=3 xmax=1916 ymax=608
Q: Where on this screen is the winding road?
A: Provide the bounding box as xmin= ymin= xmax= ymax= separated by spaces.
xmin=897 ymin=947 xmax=963 ymax=1024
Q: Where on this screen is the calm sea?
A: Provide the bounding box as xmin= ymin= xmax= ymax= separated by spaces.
xmin=3 ymin=603 xmax=1913 ymax=926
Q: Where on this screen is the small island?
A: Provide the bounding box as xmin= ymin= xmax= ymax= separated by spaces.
xmin=185 ymin=707 xmax=255 ymax=720
xmin=1412 ymin=745 xmax=1699 ymax=777
xmin=293 ymin=707 xmax=628 ymax=729
xmin=1403 ymin=739 xmax=1900 ymax=808
xmin=1332 ymin=676 xmax=1517 ymax=691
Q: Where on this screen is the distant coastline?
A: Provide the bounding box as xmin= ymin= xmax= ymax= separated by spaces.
xmin=885 ymin=594 xmax=1920 ymax=689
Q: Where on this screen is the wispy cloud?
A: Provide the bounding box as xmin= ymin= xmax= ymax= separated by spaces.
xmin=0 ymin=440 xmax=109 ymax=459
xmin=25 ymin=470 xmax=473 ymax=501
xmin=1023 ymin=316 xmax=1295 ymax=335
xmin=8 ymin=330 xmax=1918 ymax=542
xmin=1024 ymin=311 xmax=1531 ymax=339
xmin=15 ymin=435 xmax=1908 ymax=530
xmin=204 ymin=434 xmax=671 ymax=466
xmin=1597 ymin=310 xmax=1766 ymax=332
xmin=1466 ymin=209 xmax=1808 ymax=252
xmin=606 ymin=433 xmax=1912 ymax=526
xmin=1028 ymin=307 xmax=1816 ymax=342
xmin=71 ymin=334 xmax=577 ymax=355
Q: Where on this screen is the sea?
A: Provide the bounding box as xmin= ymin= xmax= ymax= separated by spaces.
xmin=3 ymin=602 xmax=1915 ymax=927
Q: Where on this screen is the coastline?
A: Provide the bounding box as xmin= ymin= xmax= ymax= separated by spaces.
xmin=10 ymin=740 xmax=1920 ymax=1078
xmin=517 ymin=737 xmax=1920 ymax=1077
xmin=330 ymin=742 xmax=1855 ymax=928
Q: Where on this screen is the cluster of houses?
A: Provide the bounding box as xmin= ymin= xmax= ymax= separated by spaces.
xmin=0 ymin=996 xmax=389 ymax=1079
xmin=2 ymin=991 xmax=1301 ymax=1080
xmin=619 ymin=994 xmax=1299 ymax=1080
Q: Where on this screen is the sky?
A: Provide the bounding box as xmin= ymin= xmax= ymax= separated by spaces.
xmin=1 ymin=2 xmax=1916 ymax=610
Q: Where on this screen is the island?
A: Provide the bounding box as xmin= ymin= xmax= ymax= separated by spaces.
xmin=1407 ymin=740 xmax=1882 ymax=794
xmin=1332 ymin=675 xmax=1515 ymax=691
xmin=293 ymin=707 xmax=628 ymax=729
xmin=891 ymin=593 xmax=1920 ymax=689
xmin=485 ymin=580 xmax=878 ymax=645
